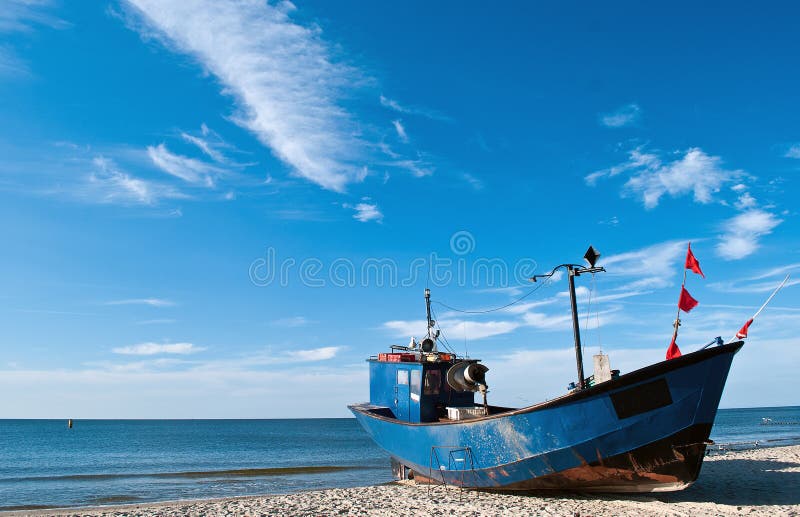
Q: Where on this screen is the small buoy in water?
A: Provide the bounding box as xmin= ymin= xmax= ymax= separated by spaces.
xmin=68 ymin=419 xmax=73 ymax=429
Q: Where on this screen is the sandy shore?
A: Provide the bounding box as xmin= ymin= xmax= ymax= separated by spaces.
xmin=7 ymin=444 xmax=800 ymax=516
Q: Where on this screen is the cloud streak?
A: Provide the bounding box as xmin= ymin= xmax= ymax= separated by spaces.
xmin=392 ymin=120 xmax=408 ymax=143
xmin=113 ymin=342 xmax=202 ymax=355
xmin=180 ymin=124 xmax=227 ymax=163
xmin=87 ymin=156 xmax=186 ymax=205
xmin=0 ymin=46 xmax=28 ymax=76
xmin=0 ymin=1 xmax=69 ymax=77
xmin=599 ymin=103 xmax=641 ymax=128
xmin=379 ymin=95 xmax=451 ymax=122
xmin=147 ymin=143 xmax=223 ymax=186
xmin=125 ymin=0 xmax=368 ymax=192
xmin=0 ymin=0 xmax=68 ymax=33
xmin=106 ymin=298 xmax=175 ymax=307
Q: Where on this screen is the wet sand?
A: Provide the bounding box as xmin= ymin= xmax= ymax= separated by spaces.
xmin=6 ymin=444 xmax=800 ymax=516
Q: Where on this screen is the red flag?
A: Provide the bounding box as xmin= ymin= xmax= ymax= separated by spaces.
xmin=666 ymin=336 xmax=682 ymax=360
xmin=685 ymin=243 xmax=705 ymax=278
xmin=736 ymin=318 xmax=754 ymax=339
xmin=678 ymin=286 xmax=699 ymax=312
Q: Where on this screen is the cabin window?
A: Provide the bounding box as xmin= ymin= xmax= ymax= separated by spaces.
xmin=396 ymin=369 xmax=409 ymax=385
xmin=424 ymin=370 xmax=441 ymax=395
xmin=410 ymin=370 xmax=421 ymax=395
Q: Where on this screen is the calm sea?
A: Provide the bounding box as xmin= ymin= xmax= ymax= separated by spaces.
xmin=1 ymin=407 xmax=798 ymax=511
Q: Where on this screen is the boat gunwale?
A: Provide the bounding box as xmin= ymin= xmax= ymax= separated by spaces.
xmin=349 ymin=341 xmax=744 ymax=427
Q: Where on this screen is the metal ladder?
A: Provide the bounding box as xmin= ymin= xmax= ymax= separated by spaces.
xmin=427 ymin=445 xmax=478 ymax=498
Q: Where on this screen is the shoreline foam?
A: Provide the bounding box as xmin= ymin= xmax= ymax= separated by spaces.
xmin=4 ymin=444 xmax=799 ymax=516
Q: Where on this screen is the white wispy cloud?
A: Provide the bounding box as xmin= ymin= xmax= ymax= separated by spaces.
xmin=113 ymin=342 xmax=203 ymax=355
xmin=392 ymin=119 xmax=409 ymax=143
xmin=0 ymin=46 xmax=28 ymax=76
xmin=0 ymin=0 xmax=68 ymax=33
xmin=180 ymin=124 xmax=227 ymax=163
xmin=270 ymin=316 xmax=314 ymax=328
xmin=710 ymin=277 xmax=800 ymax=294
xmin=379 ymin=95 xmax=451 ymax=122
xmin=584 ymin=147 xmax=660 ymax=185
xmin=716 ymin=209 xmax=782 ymax=260
xmin=344 ymin=201 xmax=383 ymax=223
xmin=599 ymin=103 xmax=641 ymax=128
xmin=137 ymin=318 xmax=177 ymax=325
xmin=784 ymin=144 xmax=800 ymax=159
xmin=462 ymin=173 xmax=483 ymax=190
xmin=106 ymin=298 xmax=175 ymax=307
xmin=0 ymin=1 xmax=69 ymax=77
xmin=6 ymin=338 xmax=798 ymax=417
xmin=383 ymin=319 xmax=520 ymax=341
xmin=384 ymin=301 xmax=620 ymax=342
xmin=208 ymin=346 xmax=344 ymax=368
xmin=598 ymin=215 xmax=620 ymax=226
xmin=0 ymin=361 xmax=364 ymax=418
xmin=125 ymin=0 xmax=368 ymax=192
xmin=274 ymin=209 xmax=330 ymax=222
xmin=147 ymin=143 xmax=223 ymax=186
xmin=390 ymin=158 xmax=433 ymax=178
xmin=735 ymin=191 xmax=757 ymax=210
xmin=601 ymin=239 xmax=688 ymax=289
xmin=587 ymin=147 xmax=744 ymax=209
xmin=747 ymin=262 xmax=800 ymax=282
xmin=285 ymin=346 xmax=340 ymax=361
xmin=522 ymin=307 xmax=619 ymax=331
xmin=87 ymin=156 xmax=185 ymax=205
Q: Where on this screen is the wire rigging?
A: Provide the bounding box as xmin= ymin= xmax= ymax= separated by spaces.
xmin=432 ymin=280 xmax=550 ymax=315
xmin=581 ymin=273 xmax=603 ymax=357
xmin=583 ymin=276 xmax=592 ymax=362
xmin=593 ymin=274 xmax=602 ymax=353
xmin=430 ymin=306 xmax=455 ymax=354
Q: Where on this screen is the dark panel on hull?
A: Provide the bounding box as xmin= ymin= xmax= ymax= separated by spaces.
xmin=610 ymin=378 xmax=673 ymax=420
xmin=490 ymin=423 xmax=712 ymax=492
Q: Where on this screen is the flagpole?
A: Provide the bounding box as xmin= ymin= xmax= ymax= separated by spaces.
xmin=727 ymin=274 xmax=791 ymax=343
xmin=671 ymin=268 xmax=688 ymax=345
xmin=751 ymin=274 xmax=790 ymax=320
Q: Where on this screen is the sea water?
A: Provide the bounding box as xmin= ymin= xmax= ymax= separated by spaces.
xmin=0 ymin=419 xmax=391 ymax=511
xmin=1 ymin=407 xmax=798 ymax=510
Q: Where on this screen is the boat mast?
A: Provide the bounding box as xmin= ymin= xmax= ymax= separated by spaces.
xmin=531 ymin=246 xmax=604 ymax=391
xmin=567 ymin=265 xmax=586 ymax=389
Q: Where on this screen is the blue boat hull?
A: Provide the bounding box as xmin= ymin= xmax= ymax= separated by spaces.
xmin=350 ymin=342 xmax=742 ymax=492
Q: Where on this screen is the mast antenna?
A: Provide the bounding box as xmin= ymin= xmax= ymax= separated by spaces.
xmin=425 ymin=288 xmax=433 ymax=337
xmin=421 ymin=288 xmax=439 ymax=353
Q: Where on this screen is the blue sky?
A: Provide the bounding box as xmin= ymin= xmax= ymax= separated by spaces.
xmin=1 ymin=0 xmax=798 ymax=417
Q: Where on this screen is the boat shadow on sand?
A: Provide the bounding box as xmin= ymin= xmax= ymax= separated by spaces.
xmin=479 ymin=455 xmax=800 ymax=508
xmin=657 ymin=457 xmax=800 ymax=506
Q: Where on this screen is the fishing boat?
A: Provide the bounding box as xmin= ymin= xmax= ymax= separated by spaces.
xmin=349 ymin=246 xmax=752 ymax=492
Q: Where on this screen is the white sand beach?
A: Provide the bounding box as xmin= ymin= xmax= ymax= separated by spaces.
xmin=9 ymin=444 xmax=800 ymax=517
